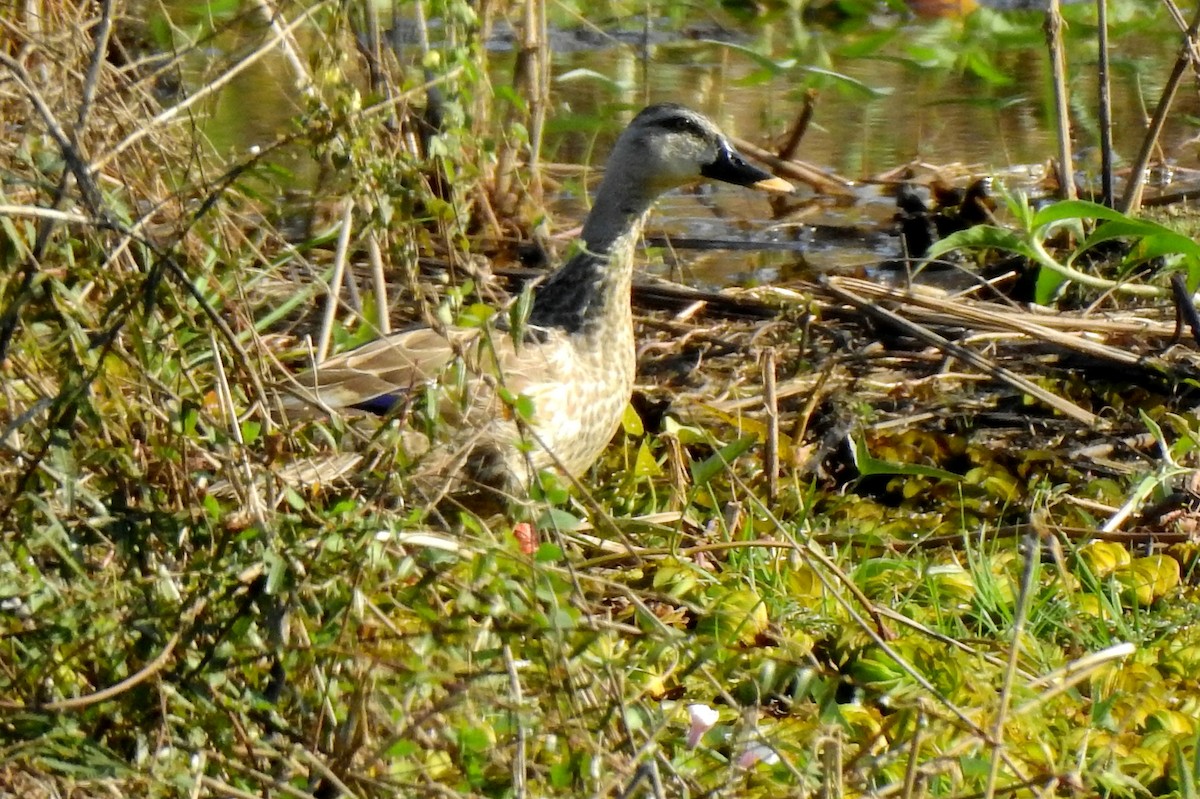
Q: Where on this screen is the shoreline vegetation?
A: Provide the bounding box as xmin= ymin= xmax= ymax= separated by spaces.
xmin=5 ymin=1 xmax=1200 ymax=797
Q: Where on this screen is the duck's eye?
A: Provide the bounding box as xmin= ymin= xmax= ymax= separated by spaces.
xmin=659 ymin=115 xmax=706 ymax=137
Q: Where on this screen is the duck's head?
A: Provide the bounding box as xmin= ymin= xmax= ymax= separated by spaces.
xmin=607 ymin=103 xmax=793 ymax=196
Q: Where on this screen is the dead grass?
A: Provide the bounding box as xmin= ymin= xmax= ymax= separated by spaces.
xmin=8 ymin=2 xmax=1200 ymax=798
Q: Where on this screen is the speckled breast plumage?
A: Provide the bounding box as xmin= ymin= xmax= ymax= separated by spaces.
xmin=446 ymin=317 xmax=636 ymax=492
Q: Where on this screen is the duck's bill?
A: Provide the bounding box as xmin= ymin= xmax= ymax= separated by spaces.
xmin=748 ymin=174 xmax=794 ymax=193
xmin=702 ymin=145 xmax=794 ymax=194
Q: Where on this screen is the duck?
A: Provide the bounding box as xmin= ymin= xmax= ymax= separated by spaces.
xmin=283 ymin=103 xmax=792 ymax=506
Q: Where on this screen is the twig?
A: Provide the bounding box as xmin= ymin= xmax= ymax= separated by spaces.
xmin=983 ymin=536 xmax=1038 ymax=799
xmin=1119 ymin=1 xmax=1200 ymax=213
xmin=199 ymin=776 xmax=278 ymax=799
xmin=819 ymin=277 xmax=1104 ymax=428
xmin=0 ymin=633 xmax=179 ymax=712
xmin=1169 ymin=273 xmax=1200 ymax=347
xmin=250 ymin=0 xmax=315 ymax=93
xmin=210 ymin=330 xmax=267 ymax=525
xmin=317 ymin=200 xmax=355 ymax=363
xmin=777 ymin=90 xmax=817 ymax=162
xmin=617 ymin=763 xmax=664 ymax=799
xmin=0 ymin=205 xmax=94 ymax=224
xmin=900 ymin=713 xmax=924 ymax=799
xmin=731 ymin=136 xmax=855 ymax=197
xmin=761 ymin=347 xmax=779 ymax=502
xmin=525 ymin=0 xmax=548 ymax=206
xmin=292 ymin=748 xmax=360 ymax=799
xmin=367 ymin=230 xmax=391 ymax=335
xmin=201 ymin=755 xmax=321 ymax=799
xmin=1096 ymin=0 xmax=1113 ymax=206
xmin=74 ymin=0 xmax=114 ymax=137
xmin=824 ymin=276 xmax=1178 ymax=373
xmin=503 ymin=644 xmax=528 ymax=799
xmin=1045 ymin=0 xmax=1076 ymax=200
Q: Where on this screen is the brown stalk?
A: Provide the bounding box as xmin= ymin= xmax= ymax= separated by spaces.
xmin=1045 ymin=0 xmax=1076 ymax=200
xmin=0 ymin=634 xmax=180 ymax=712
xmin=1096 ymin=0 xmax=1114 ymax=205
xmin=760 ymin=347 xmax=779 ymax=502
xmin=824 ymin=276 xmax=1178 ymax=372
xmin=818 ymin=278 xmax=1104 ymax=428
xmin=777 ymin=90 xmax=818 ymax=162
xmin=316 ymin=200 xmax=356 ymax=364
xmin=526 ymin=0 xmax=548 ymax=206
xmin=983 ymin=537 xmax=1038 ymax=799
xmin=731 ymin=135 xmax=855 ymax=197
xmin=367 ymin=231 xmax=392 ymax=335
xmin=1119 ymin=0 xmax=1200 ymax=213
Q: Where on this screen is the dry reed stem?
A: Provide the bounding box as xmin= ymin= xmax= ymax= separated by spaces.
xmin=1119 ymin=0 xmax=1200 ymax=213
xmin=824 ymin=276 xmax=1179 ymax=373
xmin=366 ymin=230 xmax=391 ymax=335
xmin=820 ymin=278 xmax=1104 ymax=428
xmin=1045 ymin=0 xmax=1076 ymax=200
xmin=316 ymin=200 xmax=355 ymax=363
xmin=760 ymin=346 xmax=779 ymax=501
xmin=732 ymin=135 xmax=855 ymax=196
xmin=983 ymin=537 xmax=1037 ymax=799
xmin=1095 ymin=0 xmax=1114 ymax=205
xmin=250 ymin=0 xmax=315 ymax=93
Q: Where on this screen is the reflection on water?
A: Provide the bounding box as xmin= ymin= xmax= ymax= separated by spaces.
xmin=162 ymin=3 xmax=1200 ymax=285
xmin=543 ymin=31 xmax=1197 ymax=178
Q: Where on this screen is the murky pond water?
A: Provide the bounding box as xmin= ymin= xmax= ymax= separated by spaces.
xmin=171 ymin=3 xmax=1200 ymax=286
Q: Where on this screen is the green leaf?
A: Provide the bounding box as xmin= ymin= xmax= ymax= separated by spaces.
xmin=633 ymin=439 xmax=662 ymax=479
xmin=384 ymin=739 xmax=419 ymax=758
xmin=283 ymin=486 xmax=306 ymax=511
xmin=1033 ymin=264 xmax=1068 ymax=305
xmin=837 ymin=28 xmax=900 ymax=58
xmin=852 ymin=435 xmax=962 ymax=481
xmin=621 ymin=403 xmax=644 ymax=436
xmin=663 ymin=416 xmax=709 ymax=446
xmin=457 ymin=302 xmax=495 ymax=328
xmin=702 ymin=39 xmax=792 ymax=75
xmin=181 ymin=404 xmax=199 ymax=436
xmin=265 ymin=550 xmax=287 ymax=594
xmin=964 ymin=49 xmax=1012 ymax=86
xmin=499 ymin=388 xmax=537 ymax=422
xmin=535 ymin=470 xmax=570 ymax=505
xmin=514 ymin=394 xmax=536 ymax=421
xmin=457 ymin=725 xmax=491 ymax=753
xmin=925 ymin=224 xmax=1037 ymax=263
xmin=690 ymin=434 xmax=757 ymax=486
xmin=240 ymin=420 xmax=261 ymax=445
xmin=549 ymin=757 xmax=575 ymax=788
xmin=555 ymin=68 xmax=630 ymax=92
xmin=800 ymin=66 xmax=891 ymax=99
xmin=1031 ymin=199 xmax=1130 ymax=229
xmin=536 ymin=507 xmax=580 ymax=533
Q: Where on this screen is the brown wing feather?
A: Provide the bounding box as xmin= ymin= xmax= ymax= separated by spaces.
xmin=280 ymin=325 xmax=569 ymax=415
xmin=281 ymin=327 xmax=478 ymax=412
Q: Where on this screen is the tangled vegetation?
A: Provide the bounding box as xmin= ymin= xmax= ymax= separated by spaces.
xmin=5 ymin=1 xmax=1200 ymax=797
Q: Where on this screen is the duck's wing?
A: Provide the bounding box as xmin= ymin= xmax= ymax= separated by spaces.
xmin=282 ymin=326 xmax=485 ymax=414
xmin=281 ymin=323 xmax=570 ymax=417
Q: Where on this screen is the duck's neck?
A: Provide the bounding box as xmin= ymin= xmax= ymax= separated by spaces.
xmin=527 ymin=173 xmax=657 ymax=336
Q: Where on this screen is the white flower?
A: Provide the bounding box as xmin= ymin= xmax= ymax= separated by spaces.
xmin=686 ymin=704 xmax=719 ymax=749
xmin=736 ymin=743 xmax=780 ymax=769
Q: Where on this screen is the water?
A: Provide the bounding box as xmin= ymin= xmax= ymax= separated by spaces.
xmin=163 ymin=2 xmax=1200 ymax=286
